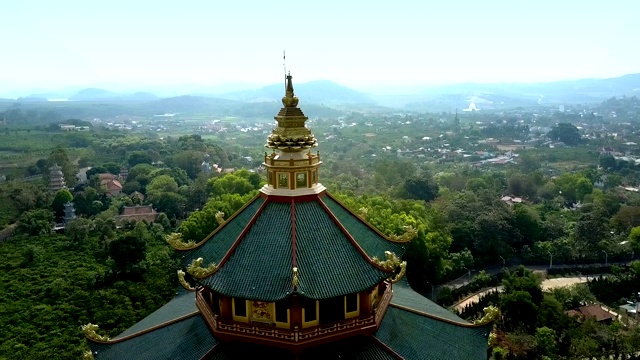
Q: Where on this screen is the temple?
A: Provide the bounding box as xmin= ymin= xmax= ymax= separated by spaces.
xmin=84 ymin=73 xmax=492 ymax=359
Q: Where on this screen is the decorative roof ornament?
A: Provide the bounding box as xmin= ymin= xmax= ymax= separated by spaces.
xmin=215 ymin=211 xmax=225 ymax=226
xmin=166 ymin=232 xmax=197 ymax=250
xmin=265 ymin=71 xmax=318 ymax=153
xmin=292 ymin=267 xmax=299 ymax=288
xmin=282 ymin=72 xmax=299 ymax=108
xmin=177 ymin=270 xmax=196 ymax=291
xmin=358 ymin=207 xmax=369 ymax=220
xmin=473 ymin=305 xmax=500 ymax=325
xmin=372 ymin=251 xmax=407 ymax=282
xmin=371 ymin=251 xmax=402 ymax=271
xmin=390 ymin=261 xmax=407 ymax=283
xmin=388 ymin=225 xmax=418 ymax=243
xmin=187 ymin=257 xmax=217 ymax=278
xmin=81 ymin=323 xmax=110 ymax=342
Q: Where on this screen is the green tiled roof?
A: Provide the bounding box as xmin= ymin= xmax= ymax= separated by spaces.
xmin=300 ymin=336 xmax=398 ymax=360
xmin=392 ymin=279 xmax=467 ymax=325
xmin=321 ymin=195 xmax=405 ymax=260
xmin=295 ymin=201 xmax=389 ymax=299
xmin=200 ymin=201 xmax=293 ymax=301
xmin=199 ymin=199 xmax=391 ymax=301
xmin=179 ymin=193 xmax=418 ymax=301
xmin=90 ymin=314 xmax=217 ymax=360
xmin=181 ymin=196 xmax=264 ymax=268
xmin=115 ymin=288 xmax=197 ymax=339
xmin=375 ymin=307 xmax=492 ymax=360
xmin=204 ymin=336 xmax=396 ymax=360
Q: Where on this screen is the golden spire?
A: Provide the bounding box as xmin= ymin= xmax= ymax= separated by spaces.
xmin=282 ymin=72 xmax=299 ymax=108
xmin=266 ymin=71 xmax=317 ymax=152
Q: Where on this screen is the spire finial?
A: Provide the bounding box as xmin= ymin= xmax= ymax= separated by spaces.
xmin=282 ymin=71 xmax=299 ymax=108
xmin=283 ymin=50 xmax=287 ymax=92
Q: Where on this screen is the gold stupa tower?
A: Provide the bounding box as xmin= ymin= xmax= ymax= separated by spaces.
xmin=261 ymin=72 xmax=324 ymax=196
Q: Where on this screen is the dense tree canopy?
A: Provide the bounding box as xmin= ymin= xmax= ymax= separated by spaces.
xmin=548 ymin=123 xmax=581 ymax=146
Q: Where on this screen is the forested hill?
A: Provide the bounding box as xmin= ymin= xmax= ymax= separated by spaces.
xmin=0 ymin=96 xmax=345 ymax=121
xmin=214 ymin=79 xmax=375 ymax=105
xmin=377 ymin=73 xmax=640 ymax=110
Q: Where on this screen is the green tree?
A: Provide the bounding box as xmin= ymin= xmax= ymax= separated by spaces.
xmin=599 ymin=155 xmax=617 ymax=171
xmin=64 ymin=217 xmax=93 ymax=243
xmin=51 ymin=189 xmax=73 ymax=219
xmin=403 ymin=176 xmax=439 ymax=202
xmin=612 ymin=206 xmax=640 ymax=233
xmin=208 ymin=173 xmax=255 ymax=198
xmin=180 ymin=192 xmax=256 ymax=242
xmin=109 ymin=233 xmax=146 ymax=276
xmin=127 ymin=151 xmax=153 ymax=167
xmin=535 ymin=326 xmax=557 ymax=357
xmin=15 ymin=209 xmax=54 ymax=236
xmin=151 ymin=192 xmax=187 ymax=219
xmin=501 ymin=290 xmax=538 ymax=332
xmin=536 ymin=295 xmax=566 ymax=331
xmin=146 ymin=175 xmax=179 ymax=195
xmin=629 ymin=226 xmax=640 ymax=254
xmin=554 ymin=173 xmax=593 ymax=204
xmin=168 ymin=150 xmax=203 ymax=179
xmin=148 ymin=167 xmax=191 ymax=187
xmin=518 ymin=153 xmax=541 ymax=173
xmin=503 ymin=266 xmax=543 ymax=305
xmin=548 ymin=123 xmax=581 ymax=146
xmin=74 ymin=187 xmax=106 ymax=217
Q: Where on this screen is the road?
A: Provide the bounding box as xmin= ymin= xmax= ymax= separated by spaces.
xmin=451 ymin=276 xmax=597 ymax=311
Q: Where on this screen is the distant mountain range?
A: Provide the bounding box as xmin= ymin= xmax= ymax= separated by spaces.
xmin=69 ymin=88 xmax=158 ymax=101
xmin=8 ymin=73 xmax=640 ymax=113
xmin=376 ymin=73 xmax=640 ymax=111
xmin=210 ymin=80 xmax=374 ymax=105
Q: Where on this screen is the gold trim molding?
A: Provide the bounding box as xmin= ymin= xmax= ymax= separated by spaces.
xmin=166 ymin=233 xmax=196 ymax=250
xmin=187 ymin=257 xmax=217 ymax=278
xmin=177 ymin=270 xmax=196 ymax=291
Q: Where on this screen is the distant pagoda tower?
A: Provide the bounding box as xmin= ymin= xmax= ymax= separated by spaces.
xmin=201 ymin=154 xmax=212 ymax=175
xmin=84 ymin=72 xmax=492 ymax=360
xmin=63 ymin=201 xmax=76 ymax=224
xmin=119 ymin=167 xmax=128 ymax=182
xmin=453 ymin=109 xmax=461 ymax=134
xmin=49 ymin=163 xmax=66 ymax=192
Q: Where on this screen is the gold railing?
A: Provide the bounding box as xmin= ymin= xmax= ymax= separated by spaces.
xmin=263 ymin=153 xmax=321 ymax=167
xmin=375 ymin=284 xmax=393 ymax=326
xmin=196 ymin=285 xmax=391 ymax=347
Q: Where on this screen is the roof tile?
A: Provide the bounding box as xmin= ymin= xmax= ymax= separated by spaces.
xmin=321 ymin=195 xmax=405 ymax=259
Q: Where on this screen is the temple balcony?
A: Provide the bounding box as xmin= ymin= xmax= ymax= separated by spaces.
xmin=263 ymin=152 xmax=320 ymax=168
xmin=195 ymin=282 xmax=392 ymax=351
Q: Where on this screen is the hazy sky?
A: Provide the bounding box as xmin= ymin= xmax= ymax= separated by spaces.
xmin=1 ymin=0 xmax=638 ymax=94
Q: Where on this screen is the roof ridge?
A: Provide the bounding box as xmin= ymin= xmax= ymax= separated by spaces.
xmin=389 ymin=303 xmax=491 ymax=328
xmin=199 ymin=343 xmax=221 ymax=359
xmin=291 ymin=199 xmax=297 ymax=269
xmin=214 ymin=196 xmax=271 ymax=270
xmin=371 ymin=336 xmax=406 ymax=360
xmin=318 ymin=195 xmax=393 ymax=273
xmin=85 ymin=311 xmax=201 ymax=344
xmin=178 ymin=193 xmax=262 ymax=251
xmin=324 ymin=193 xmax=402 ymax=244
